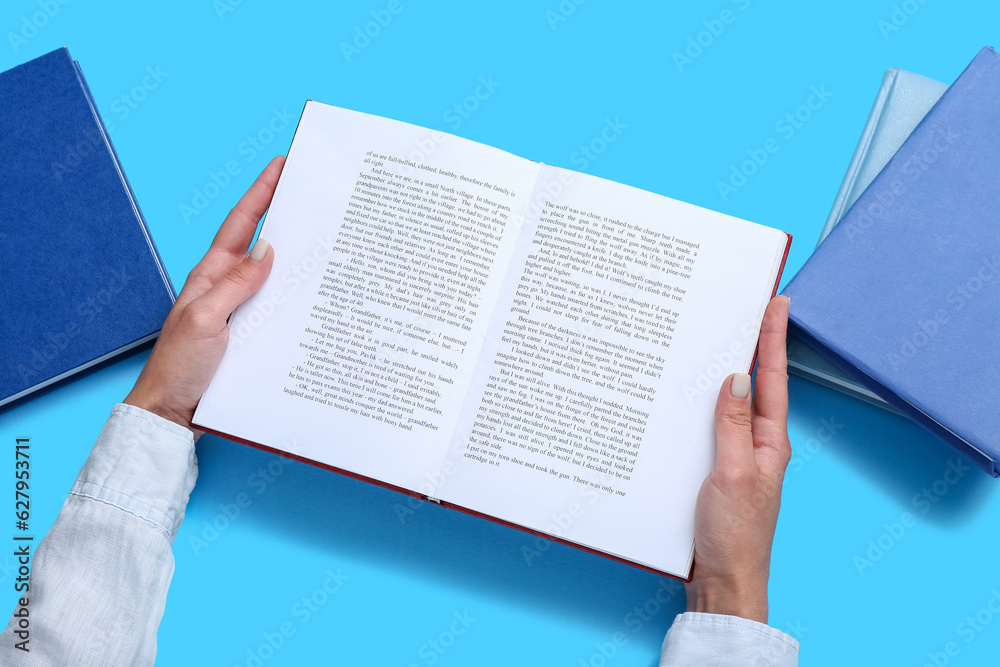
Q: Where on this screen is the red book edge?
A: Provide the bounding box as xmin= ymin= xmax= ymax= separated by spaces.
xmin=193 ymin=231 xmax=793 ymax=584
xmin=747 ymin=232 xmax=793 ymax=377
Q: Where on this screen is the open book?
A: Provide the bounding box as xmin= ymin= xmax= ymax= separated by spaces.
xmin=192 ymin=102 xmax=791 ymax=578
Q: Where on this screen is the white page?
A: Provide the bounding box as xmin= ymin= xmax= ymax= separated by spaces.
xmin=440 ymin=165 xmax=788 ymax=577
xmin=194 ymin=102 xmax=540 ymax=492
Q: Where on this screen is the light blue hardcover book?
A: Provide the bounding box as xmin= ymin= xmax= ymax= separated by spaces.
xmin=786 ymin=68 xmax=948 ymax=409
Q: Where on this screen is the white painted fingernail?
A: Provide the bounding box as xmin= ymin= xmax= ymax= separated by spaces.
xmin=249 ymin=238 xmax=270 ymax=263
xmin=731 ymin=373 xmax=751 ymax=399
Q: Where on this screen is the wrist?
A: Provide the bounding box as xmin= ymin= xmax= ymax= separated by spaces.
xmin=685 ymin=575 xmax=769 ymax=624
xmin=123 ymin=387 xmax=196 ymax=435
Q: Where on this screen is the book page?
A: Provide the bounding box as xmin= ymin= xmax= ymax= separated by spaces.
xmin=194 ymin=103 xmax=540 ymax=492
xmin=440 ymin=165 xmax=787 ymax=577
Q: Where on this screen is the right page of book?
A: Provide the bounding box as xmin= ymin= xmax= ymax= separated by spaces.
xmin=440 ymin=165 xmax=789 ymax=577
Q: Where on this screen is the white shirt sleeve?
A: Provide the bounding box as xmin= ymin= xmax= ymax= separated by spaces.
xmin=660 ymin=612 xmax=799 ymax=666
xmin=0 ymin=404 xmax=197 ymax=666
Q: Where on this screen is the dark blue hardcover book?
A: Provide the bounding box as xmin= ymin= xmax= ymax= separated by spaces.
xmin=0 ymin=48 xmax=175 ymax=412
xmin=782 ymin=47 xmax=1000 ymax=476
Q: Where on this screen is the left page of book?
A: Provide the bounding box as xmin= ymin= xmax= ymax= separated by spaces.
xmin=193 ymin=102 xmax=541 ymax=493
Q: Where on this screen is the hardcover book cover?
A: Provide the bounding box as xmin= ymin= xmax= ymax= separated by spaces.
xmin=0 ymin=48 xmax=175 ymax=412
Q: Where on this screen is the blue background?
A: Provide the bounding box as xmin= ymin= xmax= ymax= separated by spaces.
xmin=2 ymin=1 xmax=998 ymax=665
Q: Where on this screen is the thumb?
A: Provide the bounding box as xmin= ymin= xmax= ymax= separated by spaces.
xmin=195 ymin=238 xmax=274 ymax=323
xmin=713 ymin=373 xmax=755 ymax=476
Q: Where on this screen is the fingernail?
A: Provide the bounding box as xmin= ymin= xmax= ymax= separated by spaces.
xmin=249 ymin=238 xmax=270 ymax=263
xmin=731 ymin=373 xmax=751 ymax=399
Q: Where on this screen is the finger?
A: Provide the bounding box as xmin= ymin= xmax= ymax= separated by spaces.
xmin=751 ymin=296 xmax=789 ymax=421
xmin=713 ymin=373 xmax=757 ymax=479
xmin=751 ymin=296 xmax=790 ymax=454
xmin=190 ymin=238 xmax=274 ymax=325
xmin=208 ymin=155 xmax=285 ymax=259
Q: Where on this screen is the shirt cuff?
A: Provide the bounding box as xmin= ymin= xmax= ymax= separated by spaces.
xmin=69 ymin=403 xmax=198 ymax=541
xmin=660 ymin=612 xmax=799 ymax=666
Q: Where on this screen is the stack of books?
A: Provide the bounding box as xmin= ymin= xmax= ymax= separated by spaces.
xmin=783 ymin=47 xmax=1000 ymax=476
